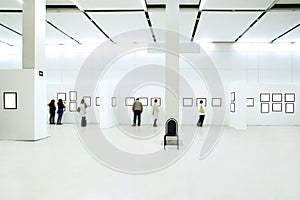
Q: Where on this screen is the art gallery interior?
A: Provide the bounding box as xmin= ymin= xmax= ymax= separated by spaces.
xmin=0 ymin=0 xmax=300 ymax=199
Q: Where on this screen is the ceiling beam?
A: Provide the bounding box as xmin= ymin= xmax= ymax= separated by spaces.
xmin=0 ymin=22 xmax=22 ymax=36
xmin=270 ymin=23 xmax=300 ymax=43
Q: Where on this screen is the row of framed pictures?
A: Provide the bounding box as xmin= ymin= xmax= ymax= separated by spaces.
xmin=260 ymin=93 xmax=295 ymax=102
xmin=261 ymin=103 xmax=294 ymax=113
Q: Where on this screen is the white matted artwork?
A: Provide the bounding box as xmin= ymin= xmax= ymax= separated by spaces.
xmin=261 ymin=103 xmax=269 ymax=113
xmin=285 ymin=93 xmax=295 ymax=102
xmin=260 ymin=93 xmax=270 ymax=102
xmin=211 ymin=98 xmax=222 ymax=107
xmin=231 ymin=92 xmax=235 ymax=102
xmin=57 ymin=92 xmax=66 ymax=101
xmin=125 ymin=97 xmax=135 ymax=106
xmin=230 ymin=103 xmax=235 ymax=113
xmin=285 ymin=103 xmax=294 ymax=113
xmin=139 ymin=97 xmax=148 ymax=106
xmin=69 ymin=91 xmax=77 ymax=101
xmin=3 ymin=92 xmax=17 ymax=109
xmin=183 ymin=98 xmax=193 ymax=107
xmin=272 ymin=103 xmax=282 ymax=112
xmin=196 ymin=98 xmax=207 ymax=107
xmin=247 ymin=98 xmax=254 ymax=107
xmin=95 ymin=97 xmax=100 ymax=106
xmin=83 ymin=96 xmax=91 ymax=107
xmin=69 ymin=102 xmax=77 ymax=112
xmin=111 ymin=97 xmax=117 ymax=107
xmin=150 ymin=97 xmax=161 ymax=106
xmin=272 ymin=93 xmax=282 ymax=102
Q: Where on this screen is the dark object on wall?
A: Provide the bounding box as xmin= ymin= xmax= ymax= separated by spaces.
xmin=164 ymin=118 xmax=179 ymax=150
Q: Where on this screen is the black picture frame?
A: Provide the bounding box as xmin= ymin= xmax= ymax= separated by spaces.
xmin=111 ymin=97 xmax=117 ymax=107
xmin=230 ymin=103 xmax=235 ymax=113
xmin=183 ymin=98 xmax=193 ymax=107
xmin=231 ymin=92 xmax=235 ymax=102
xmin=69 ymin=102 xmax=77 ymax=112
xmin=83 ymin=96 xmax=91 ymax=107
xmin=247 ymin=98 xmax=254 ymax=107
xmin=196 ymin=98 xmax=207 ymax=107
xmin=285 ymin=93 xmax=295 ymax=102
xmin=95 ymin=97 xmax=100 ymax=106
xmin=125 ymin=97 xmax=135 ymax=106
xmin=272 ymin=93 xmax=282 ymax=102
xmin=139 ymin=97 xmax=148 ymax=106
xmin=285 ymin=103 xmax=294 ymax=114
xmin=272 ymin=103 xmax=282 ymax=112
xmin=260 ymin=93 xmax=270 ymax=102
xmin=261 ymin=103 xmax=269 ymax=113
xmin=57 ymin=92 xmax=66 ymax=101
xmin=3 ymin=92 xmax=17 ymax=109
xmin=211 ymin=98 xmax=222 ymax=107
xmin=69 ymin=91 xmax=77 ymax=101
xmin=150 ymin=97 xmax=161 ymax=106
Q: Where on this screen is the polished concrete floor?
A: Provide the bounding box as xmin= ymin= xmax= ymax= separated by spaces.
xmin=0 ymin=124 xmax=300 ymax=200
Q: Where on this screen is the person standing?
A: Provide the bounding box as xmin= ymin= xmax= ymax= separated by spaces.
xmin=48 ymin=99 xmax=56 ymax=125
xmin=132 ymin=98 xmax=143 ymax=126
xmin=57 ymin=99 xmax=65 ymax=125
xmin=78 ymin=98 xmax=88 ymax=127
xmin=152 ymin=99 xmax=159 ymax=127
xmin=197 ymin=100 xmax=205 ymax=127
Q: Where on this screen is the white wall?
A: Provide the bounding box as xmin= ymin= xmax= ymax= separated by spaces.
xmin=0 ymin=43 xmax=299 ymax=126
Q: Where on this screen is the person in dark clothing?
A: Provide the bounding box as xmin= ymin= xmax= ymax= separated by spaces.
xmin=57 ymin=99 xmax=65 ymax=125
xmin=48 ymin=99 xmax=56 ymax=125
xmin=131 ymin=98 xmax=143 ymax=126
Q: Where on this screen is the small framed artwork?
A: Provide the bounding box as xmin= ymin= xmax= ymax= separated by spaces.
xmin=260 ymin=93 xmax=270 ymax=102
xmin=83 ymin=96 xmax=91 ymax=107
xmin=196 ymin=98 xmax=207 ymax=107
xmin=57 ymin=92 xmax=66 ymax=101
xmin=231 ymin=92 xmax=235 ymax=102
xmin=272 ymin=93 xmax=282 ymax=102
xmin=95 ymin=97 xmax=100 ymax=106
xmin=69 ymin=102 xmax=77 ymax=112
xmin=285 ymin=103 xmax=294 ymax=113
xmin=139 ymin=97 xmax=148 ymax=106
xmin=3 ymin=92 xmax=17 ymax=109
xmin=272 ymin=103 xmax=282 ymax=112
xmin=111 ymin=97 xmax=117 ymax=107
xmin=151 ymin=98 xmax=161 ymax=106
xmin=285 ymin=93 xmax=295 ymax=102
xmin=211 ymin=98 xmax=222 ymax=107
xmin=247 ymin=98 xmax=254 ymax=107
xmin=125 ymin=97 xmax=135 ymax=106
xmin=183 ymin=98 xmax=193 ymax=107
xmin=69 ymin=91 xmax=77 ymax=101
xmin=261 ymin=103 xmax=269 ymax=113
xmin=230 ymin=103 xmax=235 ymax=113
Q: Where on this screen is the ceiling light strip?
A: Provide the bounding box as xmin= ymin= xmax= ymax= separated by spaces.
xmin=82 ymin=12 xmax=114 ymax=43
xmin=190 ymin=11 xmax=202 ymax=42
xmin=270 ymin=23 xmax=300 ymax=43
xmin=46 ymin=20 xmax=81 ymax=45
xmin=85 ymin=9 xmax=144 ymax=12
xmin=0 ymin=39 xmax=13 ymax=46
xmin=0 ymin=23 xmax=22 ymax=36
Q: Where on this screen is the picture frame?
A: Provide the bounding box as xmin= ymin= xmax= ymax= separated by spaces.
xmin=111 ymin=97 xmax=117 ymax=107
xmin=285 ymin=93 xmax=295 ymax=102
xmin=230 ymin=103 xmax=235 ymax=113
xmin=150 ymin=97 xmax=161 ymax=106
xmin=125 ymin=97 xmax=135 ymax=106
xmin=196 ymin=98 xmax=207 ymax=107
xmin=285 ymin=103 xmax=294 ymax=114
xmin=261 ymin=103 xmax=269 ymax=113
xmin=69 ymin=102 xmax=77 ymax=112
xmin=211 ymin=98 xmax=222 ymax=107
xmin=83 ymin=96 xmax=91 ymax=107
xmin=260 ymin=93 xmax=270 ymax=102
xmin=272 ymin=103 xmax=282 ymax=112
xmin=139 ymin=97 xmax=148 ymax=106
xmin=247 ymin=98 xmax=254 ymax=107
xmin=183 ymin=98 xmax=193 ymax=107
xmin=3 ymin=92 xmax=17 ymax=109
xmin=231 ymin=92 xmax=235 ymax=102
xmin=69 ymin=91 xmax=77 ymax=101
xmin=272 ymin=93 xmax=282 ymax=102
xmin=95 ymin=97 xmax=100 ymax=106
xmin=57 ymin=92 xmax=66 ymax=101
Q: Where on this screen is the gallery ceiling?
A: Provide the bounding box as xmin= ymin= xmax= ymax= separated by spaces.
xmin=0 ymin=0 xmax=300 ymax=46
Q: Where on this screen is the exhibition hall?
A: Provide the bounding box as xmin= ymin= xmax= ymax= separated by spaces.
xmin=0 ymin=0 xmax=299 ymax=199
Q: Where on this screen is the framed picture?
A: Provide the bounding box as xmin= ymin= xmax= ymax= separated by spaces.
xmin=111 ymin=97 xmax=117 ymax=107
xmin=69 ymin=91 xmax=77 ymax=101
xmin=83 ymin=96 xmax=91 ymax=107
xmin=247 ymin=98 xmax=254 ymax=107
xmin=272 ymin=103 xmax=282 ymax=112
xmin=69 ymin=102 xmax=77 ymax=112
xmin=231 ymin=92 xmax=235 ymax=102
xmin=125 ymin=97 xmax=135 ymax=106
xmin=139 ymin=97 xmax=148 ymax=106
xmin=211 ymin=98 xmax=222 ymax=107
xmin=3 ymin=92 xmax=17 ymax=109
xmin=183 ymin=98 xmax=193 ymax=107
xmin=285 ymin=103 xmax=294 ymax=113
xmin=260 ymin=93 xmax=270 ymax=102
xmin=150 ymin=97 xmax=161 ymax=106
xmin=261 ymin=103 xmax=269 ymax=113
xmin=230 ymin=103 xmax=235 ymax=113
xmin=95 ymin=97 xmax=100 ymax=106
xmin=285 ymin=93 xmax=295 ymax=102
xmin=57 ymin=92 xmax=66 ymax=101
xmin=196 ymin=98 xmax=207 ymax=107
xmin=272 ymin=93 xmax=282 ymax=102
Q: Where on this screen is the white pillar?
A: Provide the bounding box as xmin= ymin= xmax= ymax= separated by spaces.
xmin=22 ymin=0 xmax=46 ymax=69
xmin=165 ymin=0 xmax=179 ymax=120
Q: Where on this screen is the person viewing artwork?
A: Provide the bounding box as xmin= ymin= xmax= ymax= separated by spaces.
xmin=77 ymin=98 xmax=88 ymax=127
xmin=197 ymin=100 xmax=205 ymax=127
xmin=152 ymin=99 xmax=159 ymax=127
xmin=131 ymin=98 xmax=143 ymax=126
xmin=56 ymin=99 xmax=65 ymax=125
xmin=48 ymin=99 xmax=56 ymax=125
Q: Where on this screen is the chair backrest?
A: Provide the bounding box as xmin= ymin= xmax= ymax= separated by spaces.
xmin=165 ymin=118 xmax=178 ymax=136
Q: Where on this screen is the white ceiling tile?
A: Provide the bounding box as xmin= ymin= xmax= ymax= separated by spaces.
xmin=0 ymin=13 xmax=22 ymax=33
xmin=240 ymin=11 xmax=300 ymax=43
xmin=203 ymin=0 xmax=274 ymax=9
xmin=195 ymin=11 xmax=262 ymax=42
xmin=46 ymin=23 xmax=76 ymax=45
xmin=76 ymin=0 xmax=144 ymax=10
xmin=0 ymin=26 xmax=21 ymax=45
xmin=0 ymin=0 xmax=22 ymax=9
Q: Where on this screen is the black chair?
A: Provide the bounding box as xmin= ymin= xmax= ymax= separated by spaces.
xmin=164 ymin=118 xmax=179 ymax=150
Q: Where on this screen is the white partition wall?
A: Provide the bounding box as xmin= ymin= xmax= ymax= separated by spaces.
xmin=0 ymin=69 xmax=48 ymax=140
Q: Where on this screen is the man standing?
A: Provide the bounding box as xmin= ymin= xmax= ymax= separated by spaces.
xmin=132 ymin=98 xmax=143 ymax=126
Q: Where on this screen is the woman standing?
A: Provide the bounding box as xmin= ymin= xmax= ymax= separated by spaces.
xmin=197 ymin=100 xmax=205 ymax=127
xmin=152 ymin=99 xmax=159 ymax=127
xmin=57 ymin=99 xmax=65 ymax=125
xmin=48 ymin=99 xmax=56 ymax=125
xmin=78 ymin=98 xmax=87 ymax=127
